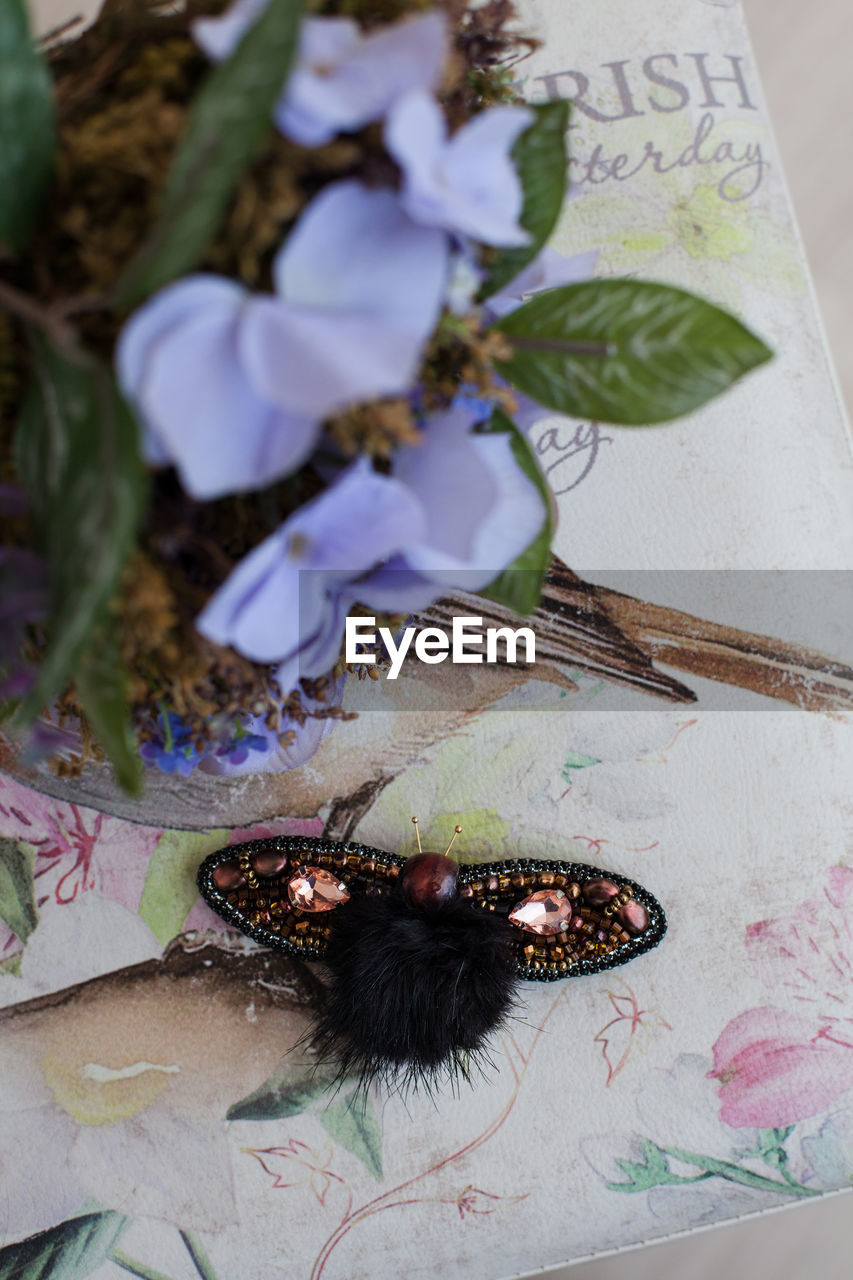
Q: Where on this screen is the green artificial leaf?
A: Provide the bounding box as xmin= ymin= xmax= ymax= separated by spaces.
xmin=75 ymin=621 xmax=142 ymax=796
xmin=479 ymin=100 xmax=570 ymax=301
xmin=492 ymin=279 xmax=773 ymax=425
xmin=478 ymin=409 xmax=553 ymax=616
xmin=226 ymin=1060 xmax=342 ymax=1121
xmin=0 ymin=837 xmax=38 ymax=941
xmin=12 ymin=339 xmax=145 ymax=768
xmin=0 ymin=1210 xmax=129 ymax=1280
xmin=0 ymin=0 xmax=55 ymax=253
xmin=317 ymin=1091 xmax=383 ymax=1180
xmin=139 ymin=828 xmax=229 ymax=946
xmin=117 ymin=0 xmax=304 ymax=306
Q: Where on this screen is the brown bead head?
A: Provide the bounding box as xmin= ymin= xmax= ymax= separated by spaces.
xmin=401 ymin=853 xmax=459 ymax=909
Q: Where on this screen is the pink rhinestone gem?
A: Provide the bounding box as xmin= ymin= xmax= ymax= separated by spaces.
xmin=508 ymin=889 xmax=572 ymax=935
xmin=287 ymin=866 xmax=350 ymax=913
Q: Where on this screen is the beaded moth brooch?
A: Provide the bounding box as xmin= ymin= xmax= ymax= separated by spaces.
xmin=198 ymin=819 xmax=666 ymax=1090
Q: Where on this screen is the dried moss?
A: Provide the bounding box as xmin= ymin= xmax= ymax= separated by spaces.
xmin=326 ymin=397 xmax=421 ymax=457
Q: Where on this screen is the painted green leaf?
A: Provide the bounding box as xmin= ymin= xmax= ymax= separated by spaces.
xmin=226 ymin=1060 xmax=341 ymax=1121
xmin=13 ymin=338 xmax=146 ymax=739
xmin=561 ymin=752 xmax=599 ymax=782
xmin=75 ymin=621 xmax=142 ymax=795
xmin=563 ymin=752 xmax=599 ymax=770
xmin=317 ymin=1091 xmax=383 ymax=1180
xmin=139 ymin=828 xmax=229 ymax=946
xmin=0 ymin=837 xmax=38 ymax=941
xmin=478 ymin=409 xmax=553 ymax=616
xmin=608 ymin=1139 xmax=677 ymax=1193
xmin=0 ymin=0 xmax=55 ymax=253
xmin=117 ymin=0 xmax=304 ymax=306
xmin=660 ymin=1144 xmax=818 ymax=1194
xmin=492 ymin=279 xmax=773 ymax=425
xmin=479 ymin=99 xmax=570 ymax=300
xmin=0 ymin=1210 xmax=129 ymax=1280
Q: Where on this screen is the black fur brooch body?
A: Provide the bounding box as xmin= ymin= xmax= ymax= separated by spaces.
xmin=197 ymin=822 xmax=666 ymax=1091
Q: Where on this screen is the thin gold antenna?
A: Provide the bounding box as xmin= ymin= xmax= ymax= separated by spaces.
xmin=443 ymin=824 xmax=463 ymax=857
xmin=411 ymin=816 xmax=423 ymax=855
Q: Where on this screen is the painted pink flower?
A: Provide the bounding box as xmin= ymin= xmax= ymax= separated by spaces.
xmin=246 ymin=1139 xmax=344 ymax=1206
xmin=708 ymin=1006 xmax=853 ymax=1128
xmin=745 ymin=866 xmax=853 ymax=1031
xmin=454 ymin=1184 xmax=527 ymax=1219
xmin=0 ymin=775 xmax=161 ymax=960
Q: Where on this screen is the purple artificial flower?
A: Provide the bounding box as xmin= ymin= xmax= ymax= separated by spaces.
xmin=117 ymin=277 xmax=316 ymax=498
xmin=197 ymin=460 xmax=426 ymax=692
xmin=445 ymin=247 xmax=485 ymax=315
xmin=194 ymin=6 xmax=446 ymax=147
xmin=385 ymin=90 xmax=534 ymax=246
xmin=358 ymin=406 xmax=545 ymax=604
xmin=117 ymin=182 xmax=448 ymax=499
xmin=198 ymin=411 xmax=545 ymax=673
xmin=241 ymin=181 xmax=447 ymax=417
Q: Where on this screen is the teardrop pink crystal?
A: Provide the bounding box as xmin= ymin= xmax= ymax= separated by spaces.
xmin=287 ymin=866 xmax=350 ymax=913
xmin=620 ymin=898 xmax=649 ymax=934
xmin=508 ymin=888 xmax=572 ymax=935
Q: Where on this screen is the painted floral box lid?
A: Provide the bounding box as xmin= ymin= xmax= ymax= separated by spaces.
xmin=1 ymin=1 xmax=852 ymax=1278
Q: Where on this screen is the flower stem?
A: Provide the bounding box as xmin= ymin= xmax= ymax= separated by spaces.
xmin=661 ymin=1146 xmax=820 ymax=1198
xmin=0 ymin=280 xmax=74 ymax=346
xmin=179 ymin=1229 xmax=220 ymax=1280
xmin=109 ymin=1249 xmax=178 ymax=1280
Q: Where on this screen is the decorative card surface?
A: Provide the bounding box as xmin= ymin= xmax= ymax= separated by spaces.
xmin=1 ymin=1 xmax=852 ymax=1278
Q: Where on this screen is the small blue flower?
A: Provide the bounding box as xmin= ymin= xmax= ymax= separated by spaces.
xmin=450 ymin=384 xmax=497 ymax=425
xmin=214 ymin=719 xmax=273 ymax=767
xmin=139 ymin=712 xmax=208 ymax=777
xmin=198 ymin=678 xmax=347 ymax=778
